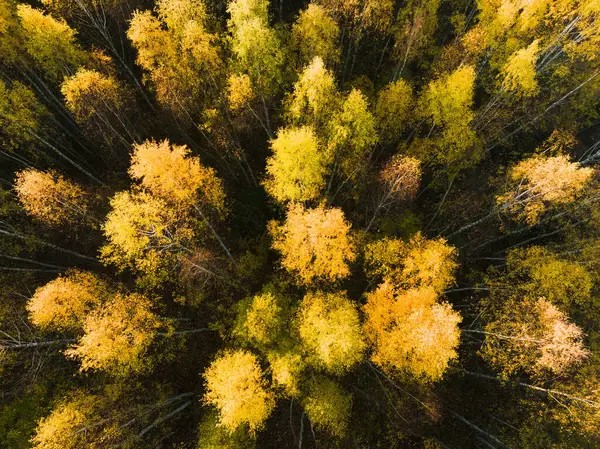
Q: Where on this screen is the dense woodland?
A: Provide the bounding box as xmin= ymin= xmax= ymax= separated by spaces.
xmin=1 ymin=0 xmax=600 ymax=447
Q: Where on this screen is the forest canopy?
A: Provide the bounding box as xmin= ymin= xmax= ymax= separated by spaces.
xmin=2 ymin=0 xmax=600 ymax=448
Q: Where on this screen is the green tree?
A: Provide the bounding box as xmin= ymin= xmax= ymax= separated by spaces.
xmin=291 ymin=4 xmax=340 ymax=68
xmin=297 ymin=291 xmax=365 ymax=374
xmin=302 ymin=376 xmax=352 ymax=437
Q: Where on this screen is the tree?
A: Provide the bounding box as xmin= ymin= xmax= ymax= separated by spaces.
xmin=267 ymin=350 xmax=304 ymax=398
xmin=197 ymin=411 xmax=256 ymax=449
xmin=26 ymin=270 xmax=109 ymax=332
xmin=297 ymin=291 xmax=365 ymax=374
xmin=269 ymin=204 xmax=356 ymax=284
xmin=479 ymin=297 xmax=589 ymax=378
xmin=392 ymin=0 xmax=441 ymax=78
xmin=366 ymin=155 xmax=421 ymax=232
xmin=16 ymin=4 xmax=86 ymax=82
xmin=14 ymin=169 xmax=91 ymax=227
xmin=497 ymin=155 xmax=594 ymax=225
xmin=327 ymin=88 xmax=378 ymax=181
xmin=375 ymin=79 xmax=414 ymax=142
xmin=291 ymin=4 xmax=340 ymax=68
xmin=506 ymin=246 xmax=594 ymax=311
xmin=364 ymin=233 xmax=458 ymax=293
xmin=61 ymin=68 xmax=135 ymax=154
xmin=501 ymin=40 xmax=541 ymax=97
xmin=129 ymin=139 xmax=226 ymax=212
xmin=203 ymin=350 xmax=275 ymax=433
xmin=0 ymin=80 xmax=50 ymax=155
xmin=127 ymin=0 xmax=221 ymax=123
xmin=418 ymin=64 xmax=480 ymax=170
xmin=65 ymin=293 xmax=164 ymax=375
xmin=302 ymin=376 xmax=351 ymax=437
xmin=285 ymin=56 xmax=339 ymax=130
xmin=100 ymin=190 xmax=192 ymax=280
xmin=263 ymin=126 xmax=329 ymax=203
xmin=227 ymin=0 xmax=284 ymax=133
xmin=31 ymin=391 xmax=99 ymax=449
xmin=234 ymin=292 xmax=284 ymax=347
xmin=363 ymin=281 xmax=461 ymax=381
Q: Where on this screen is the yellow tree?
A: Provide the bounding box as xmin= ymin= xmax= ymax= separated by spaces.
xmin=285 ymin=56 xmax=339 ymax=130
xmin=227 ymin=0 xmax=284 ymax=134
xmin=364 ymin=233 xmax=458 ymax=293
xmin=129 ymin=139 xmax=226 ymax=212
xmin=327 ymin=88 xmax=378 ymax=182
xmin=506 ymin=246 xmax=594 ymax=311
xmin=31 ymin=391 xmax=99 ymax=449
xmin=267 ymin=350 xmax=305 ymax=398
xmin=269 ymin=204 xmax=356 ymax=284
xmin=501 ymin=39 xmax=541 ymax=97
xmin=26 ymin=270 xmax=109 ymax=332
xmin=203 ymin=349 xmax=275 ymax=433
xmin=497 ymin=155 xmax=595 ymax=224
xmin=65 ymin=292 xmax=164 ymax=375
xmin=14 ymin=169 xmax=91 ymax=227
xmin=418 ymin=64 xmax=480 ymax=170
xmin=100 ymin=190 xmax=193 ymax=281
xmin=127 ymin=0 xmax=221 ymax=123
xmin=16 ymin=4 xmax=86 ymax=82
xmin=234 ymin=291 xmax=284 ymax=347
xmin=0 ymin=80 xmax=50 ymax=154
xmin=291 ymin=4 xmax=340 ymax=68
xmin=363 ymin=281 xmax=462 ymax=381
xmin=302 ymin=376 xmax=352 ymax=437
xmin=375 ymin=79 xmax=414 ymax=142
xmin=479 ymin=297 xmax=589 ymax=378
xmin=61 ymin=68 xmax=135 ymax=153
xmin=392 ymin=0 xmax=441 ymax=78
xmin=263 ymin=126 xmax=329 ymax=203
xmin=297 ymin=291 xmax=365 ymax=374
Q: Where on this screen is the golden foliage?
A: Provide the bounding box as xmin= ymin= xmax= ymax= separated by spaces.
xmin=203 ymin=350 xmax=275 ymax=433
xmin=31 ymin=391 xmax=97 ymax=449
xmin=375 ymin=79 xmax=414 ymax=141
xmin=100 ymin=190 xmax=192 ymax=278
xmin=263 ymin=126 xmax=329 ymax=203
xmin=227 ymin=73 xmax=254 ymax=111
xmin=0 ymin=80 xmax=49 ymax=150
xmin=481 ymin=297 xmax=589 ymax=378
xmin=236 ymin=292 xmax=283 ymax=346
xmin=16 ymin=4 xmax=86 ymax=81
xmin=286 ymin=56 xmax=339 ymax=128
xmin=269 ymin=204 xmax=356 ymax=284
xmin=507 ymin=246 xmax=594 ymax=310
xmin=267 ymin=350 xmax=305 ymax=398
xmin=61 ymin=68 xmax=124 ymax=121
xmin=129 ymin=139 xmax=226 ymax=211
xmin=27 ymin=270 xmax=109 ymax=331
xmin=378 ymin=155 xmax=422 ymax=202
xmin=497 ymin=155 xmax=594 ymax=224
xmin=297 ymin=291 xmax=365 ymax=374
xmin=65 ymin=293 xmax=163 ymax=375
xmin=14 ymin=169 xmax=89 ymax=226
xmin=227 ymin=0 xmax=283 ymax=95
xmin=364 ymin=233 xmax=458 ymax=293
xmin=302 ymin=376 xmax=352 ymax=437
xmin=501 ymin=39 xmax=540 ymax=96
xmin=292 ymin=4 xmax=340 ymax=67
xmin=328 ymin=88 xmax=378 ymax=179
xmin=363 ymin=281 xmax=462 ymax=381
